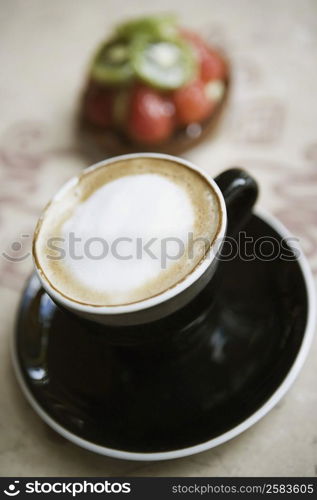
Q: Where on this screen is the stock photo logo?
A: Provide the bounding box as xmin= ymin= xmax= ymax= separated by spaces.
xmin=40 ymin=231 xmax=300 ymax=265
xmin=1 ymin=232 xmax=300 ymax=267
xmin=2 ymin=480 xmax=131 ymax=496
xmin=3 ymin=481 xmax=20 ymax=496
xmin=2 ymin=235 xmax=31 ymax=263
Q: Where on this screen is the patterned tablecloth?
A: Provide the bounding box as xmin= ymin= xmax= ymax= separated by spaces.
xmin=0 ymin=0 xmax=316 ymax=476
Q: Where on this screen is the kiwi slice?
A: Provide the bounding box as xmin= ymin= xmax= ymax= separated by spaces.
xmin=116 ymin=14 xmax=178 ymax=41
xmin=131 ymin=38 xmax=197 ymax=90
xmin=91 ymin=39 xmax=134 ymax=85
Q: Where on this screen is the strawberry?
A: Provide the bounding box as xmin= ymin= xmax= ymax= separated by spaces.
xmin=200 ymin=47 xmax=227 ymax=82
xmin=127 ymin=84 xmax=175 ymax=144
xmin=180 ymin=29 xmax=227 ymax=82
xmin=84 ymin=83 xmax=113 ymax=127
xmin=173 ymin=79 xmax=215 ymax=126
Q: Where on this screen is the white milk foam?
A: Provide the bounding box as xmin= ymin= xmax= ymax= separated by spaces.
xmin=35 ymin=158 xmax=221 ymax=305
xmin=63 ymin=174 xmax=194 ymax=297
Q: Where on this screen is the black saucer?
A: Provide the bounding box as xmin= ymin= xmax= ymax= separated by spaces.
xmin=12 ymin=212 xmax=314 ymax=460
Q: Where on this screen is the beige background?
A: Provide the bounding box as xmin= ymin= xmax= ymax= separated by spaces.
xmin=0 ymin=0 xmax=316 ymax=476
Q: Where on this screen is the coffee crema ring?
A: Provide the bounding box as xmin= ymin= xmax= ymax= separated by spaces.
xmin=33 ymin=157 xmax=222 ymax=307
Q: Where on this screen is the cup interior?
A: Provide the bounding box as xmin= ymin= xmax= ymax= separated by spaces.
xmin=33 ymin=153 xmax=227 ymax=317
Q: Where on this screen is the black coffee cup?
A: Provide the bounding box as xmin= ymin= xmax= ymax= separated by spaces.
xmin=33 ymin=153 xmax=258 ymax=328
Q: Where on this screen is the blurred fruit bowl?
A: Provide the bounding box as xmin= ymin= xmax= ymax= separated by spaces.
xmin=77 ymin=15 xmax=230 ymax=158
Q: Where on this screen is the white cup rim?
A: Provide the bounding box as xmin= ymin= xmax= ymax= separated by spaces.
xmin=33 ymin=152 xmax=227 ymax=316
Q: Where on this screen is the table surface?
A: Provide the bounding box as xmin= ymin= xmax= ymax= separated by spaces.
xmin=0 ymin=0 xmax=316 ymax=476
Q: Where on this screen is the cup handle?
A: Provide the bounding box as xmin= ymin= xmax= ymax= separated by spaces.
xmin=214 ymin=168 xmax=258 ymax=236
